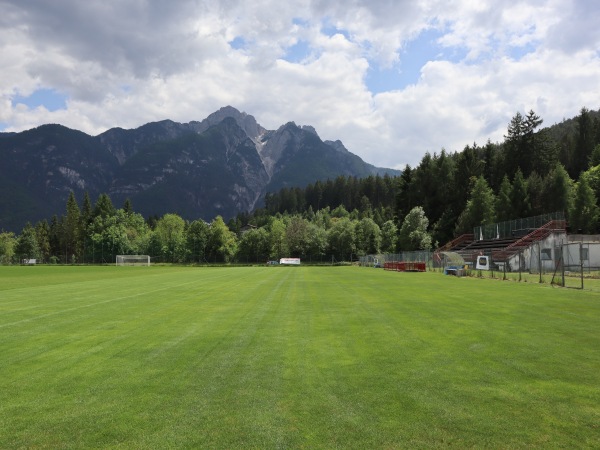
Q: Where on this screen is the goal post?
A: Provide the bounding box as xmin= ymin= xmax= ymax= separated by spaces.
xmin=116 ymin=255 xmax=150 ymax=266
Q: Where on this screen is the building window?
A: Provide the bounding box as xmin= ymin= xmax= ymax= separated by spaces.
xmin=541 ymin=248 xmax=552 ymax=260
xmin=581 ymin=247 xmax=589 ymax=261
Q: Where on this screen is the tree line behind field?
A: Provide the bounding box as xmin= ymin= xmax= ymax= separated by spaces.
xmin=0 ymin=191 xmax=418 ymax=264
xmin=256 ymin=108 xmax=600 ymax=242
xmin=1 ymin=107 xmax=600 ymax=264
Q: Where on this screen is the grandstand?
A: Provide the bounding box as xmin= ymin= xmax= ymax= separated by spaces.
xmin=436 ymin=213 xmax=567 ymax=273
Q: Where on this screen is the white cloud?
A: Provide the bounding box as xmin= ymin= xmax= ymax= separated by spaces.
xmin=1 ymin=0 xmax=600 ymax=170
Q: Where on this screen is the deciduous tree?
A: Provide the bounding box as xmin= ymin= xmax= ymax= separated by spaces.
xmin=237 ymin=227 xmax=269 ymax=263
xmin=15 ymin=223 xmax=40 ymax=261
xmin=355 ymin=217 xmax=381 ymax=255
xmin=398 ymin=206 xmax=432 ymax=251
xmin=0 ymin=231 xmax=16 ymax=264
xmin=186 ymin=220 xmax=210 ymax=263
xmin=542 ymin=164 xmax=573 ymax=215
xmin=152 ymin=213 xmax=187 ymax=263
xmin=570 ymin=175 xmax=599 ymax=233
xmin=327 ymin=217 xmax=356 ymax=260
xmin=455 ymin=176 xmax=496 ymax=234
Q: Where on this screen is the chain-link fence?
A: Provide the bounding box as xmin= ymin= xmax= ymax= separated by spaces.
xmin=473 ymin=212 xmax=565 ymax=240
xmin=358 ymin=251 xmax=434 ymax=268
xmin=550 ymin=242 xmax=600 ymax=289
xmin=451 ymin=241 xmax=600 ymax=291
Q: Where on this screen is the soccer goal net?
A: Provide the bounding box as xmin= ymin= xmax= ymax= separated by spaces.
xmin=116 ymin=255 xmax=150 ymax=266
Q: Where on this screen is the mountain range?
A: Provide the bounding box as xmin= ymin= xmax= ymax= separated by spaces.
xmin=0 ymin=106 xmax=399 ymax=232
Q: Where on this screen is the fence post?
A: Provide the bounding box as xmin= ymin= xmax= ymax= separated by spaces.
xmin=580 ymin=242 xmax=584 ymax=290
xmin=538 ymin=242 xmax=543 ymax=283
xmin=561 ymin=244 xmax=565 ymax=287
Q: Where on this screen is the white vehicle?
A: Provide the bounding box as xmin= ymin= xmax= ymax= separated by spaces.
xmin=279 ymin=258 xmax=301 ymax=265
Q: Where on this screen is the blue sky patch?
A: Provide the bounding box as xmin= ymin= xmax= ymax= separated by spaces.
xmin=507 ymin=41 xmax=537 ymax=61
xmin=292 ymin=17 xmax=309 ymax=27
xmin=284 ymin=39 xmax=312 ymax=63
xmin=321 ymin=21 xmax=351 ymax=41
xmin=366 ymin=28 xmax=448 ymax=93
xmin=13 ymin=88 xmax=67 ymax=111
xmin=363 ymin=27 xmax=482 ymax=93
xmin=229 ymin=36 xmax=247 ymax=50
xmin=365 ymin=65 xmax=404 ymax=93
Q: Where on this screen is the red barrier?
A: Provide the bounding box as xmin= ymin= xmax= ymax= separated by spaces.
xmin=383 ymin=261 xmax=426 ymax=272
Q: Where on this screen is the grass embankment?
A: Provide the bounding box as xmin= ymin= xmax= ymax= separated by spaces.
xmin=0 ymin=266 xmax=598 ymax=448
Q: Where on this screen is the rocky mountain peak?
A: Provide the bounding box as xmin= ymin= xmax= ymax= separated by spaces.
xmin=324 ymin=139 xmax=350 ymax=153
xmin=301 ymin=125 xmax=319 ymax=137
xmin=189 ymin=106 xmax=265 ymax=142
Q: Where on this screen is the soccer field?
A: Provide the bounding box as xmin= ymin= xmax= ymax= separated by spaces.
xmin=1 ymin=266 xmax=599 ymax=448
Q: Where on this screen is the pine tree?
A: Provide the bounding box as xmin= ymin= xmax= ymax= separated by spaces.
xmin=431 ymin=150 xmax=456 ymax=226
xmin=523 ymin=109 xmax=543 ymax=168
xmin=495 ymin=175 xmax=512 ymax=221
xmin=123 ymin=198 xmax=133 ymax=214
xmin=504 ymin=110 xmax=543 ymax=178
xmin=589 ymin=144 xmax=600 ymax=168
xmin=64 ymin=191 xmax=81 ymax=262
xmin=574 ymin=107 xmax=595 ymax=175
xmin=394 ymin=165 xmax=413 ymax=222
xmin=454 ymin=145 xmax=484 ymax=210
xmin=510 ymin=169 xmax=531 ymax=219
xmin=531 ymin=129 xmax=558 ymax=177
xmin=526 ymin=172 xmax=545 ymax=215
xmin=81 ymin=192 xmax=93 ymax=225
xmin=35 ymin=220 xmax=51 ymax=263
xmin=49 ymin=215 xmax=61 ymax=261
xmin=93 ymin=193 xmax=115 ymax=219
xmin=504 ymin=112 xmax=525 ymax=178
xmin=380 ymin=220 xmax=398 ymax=253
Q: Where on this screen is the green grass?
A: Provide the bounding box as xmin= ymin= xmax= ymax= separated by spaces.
xmin=459 ymin=267 xmax=600 ymax=291
xmin=1 ymin=266 xmax=599 ymax=448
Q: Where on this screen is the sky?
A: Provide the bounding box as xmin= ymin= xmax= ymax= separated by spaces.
xmin=1 ymin=1 xmax=600 ymax=169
